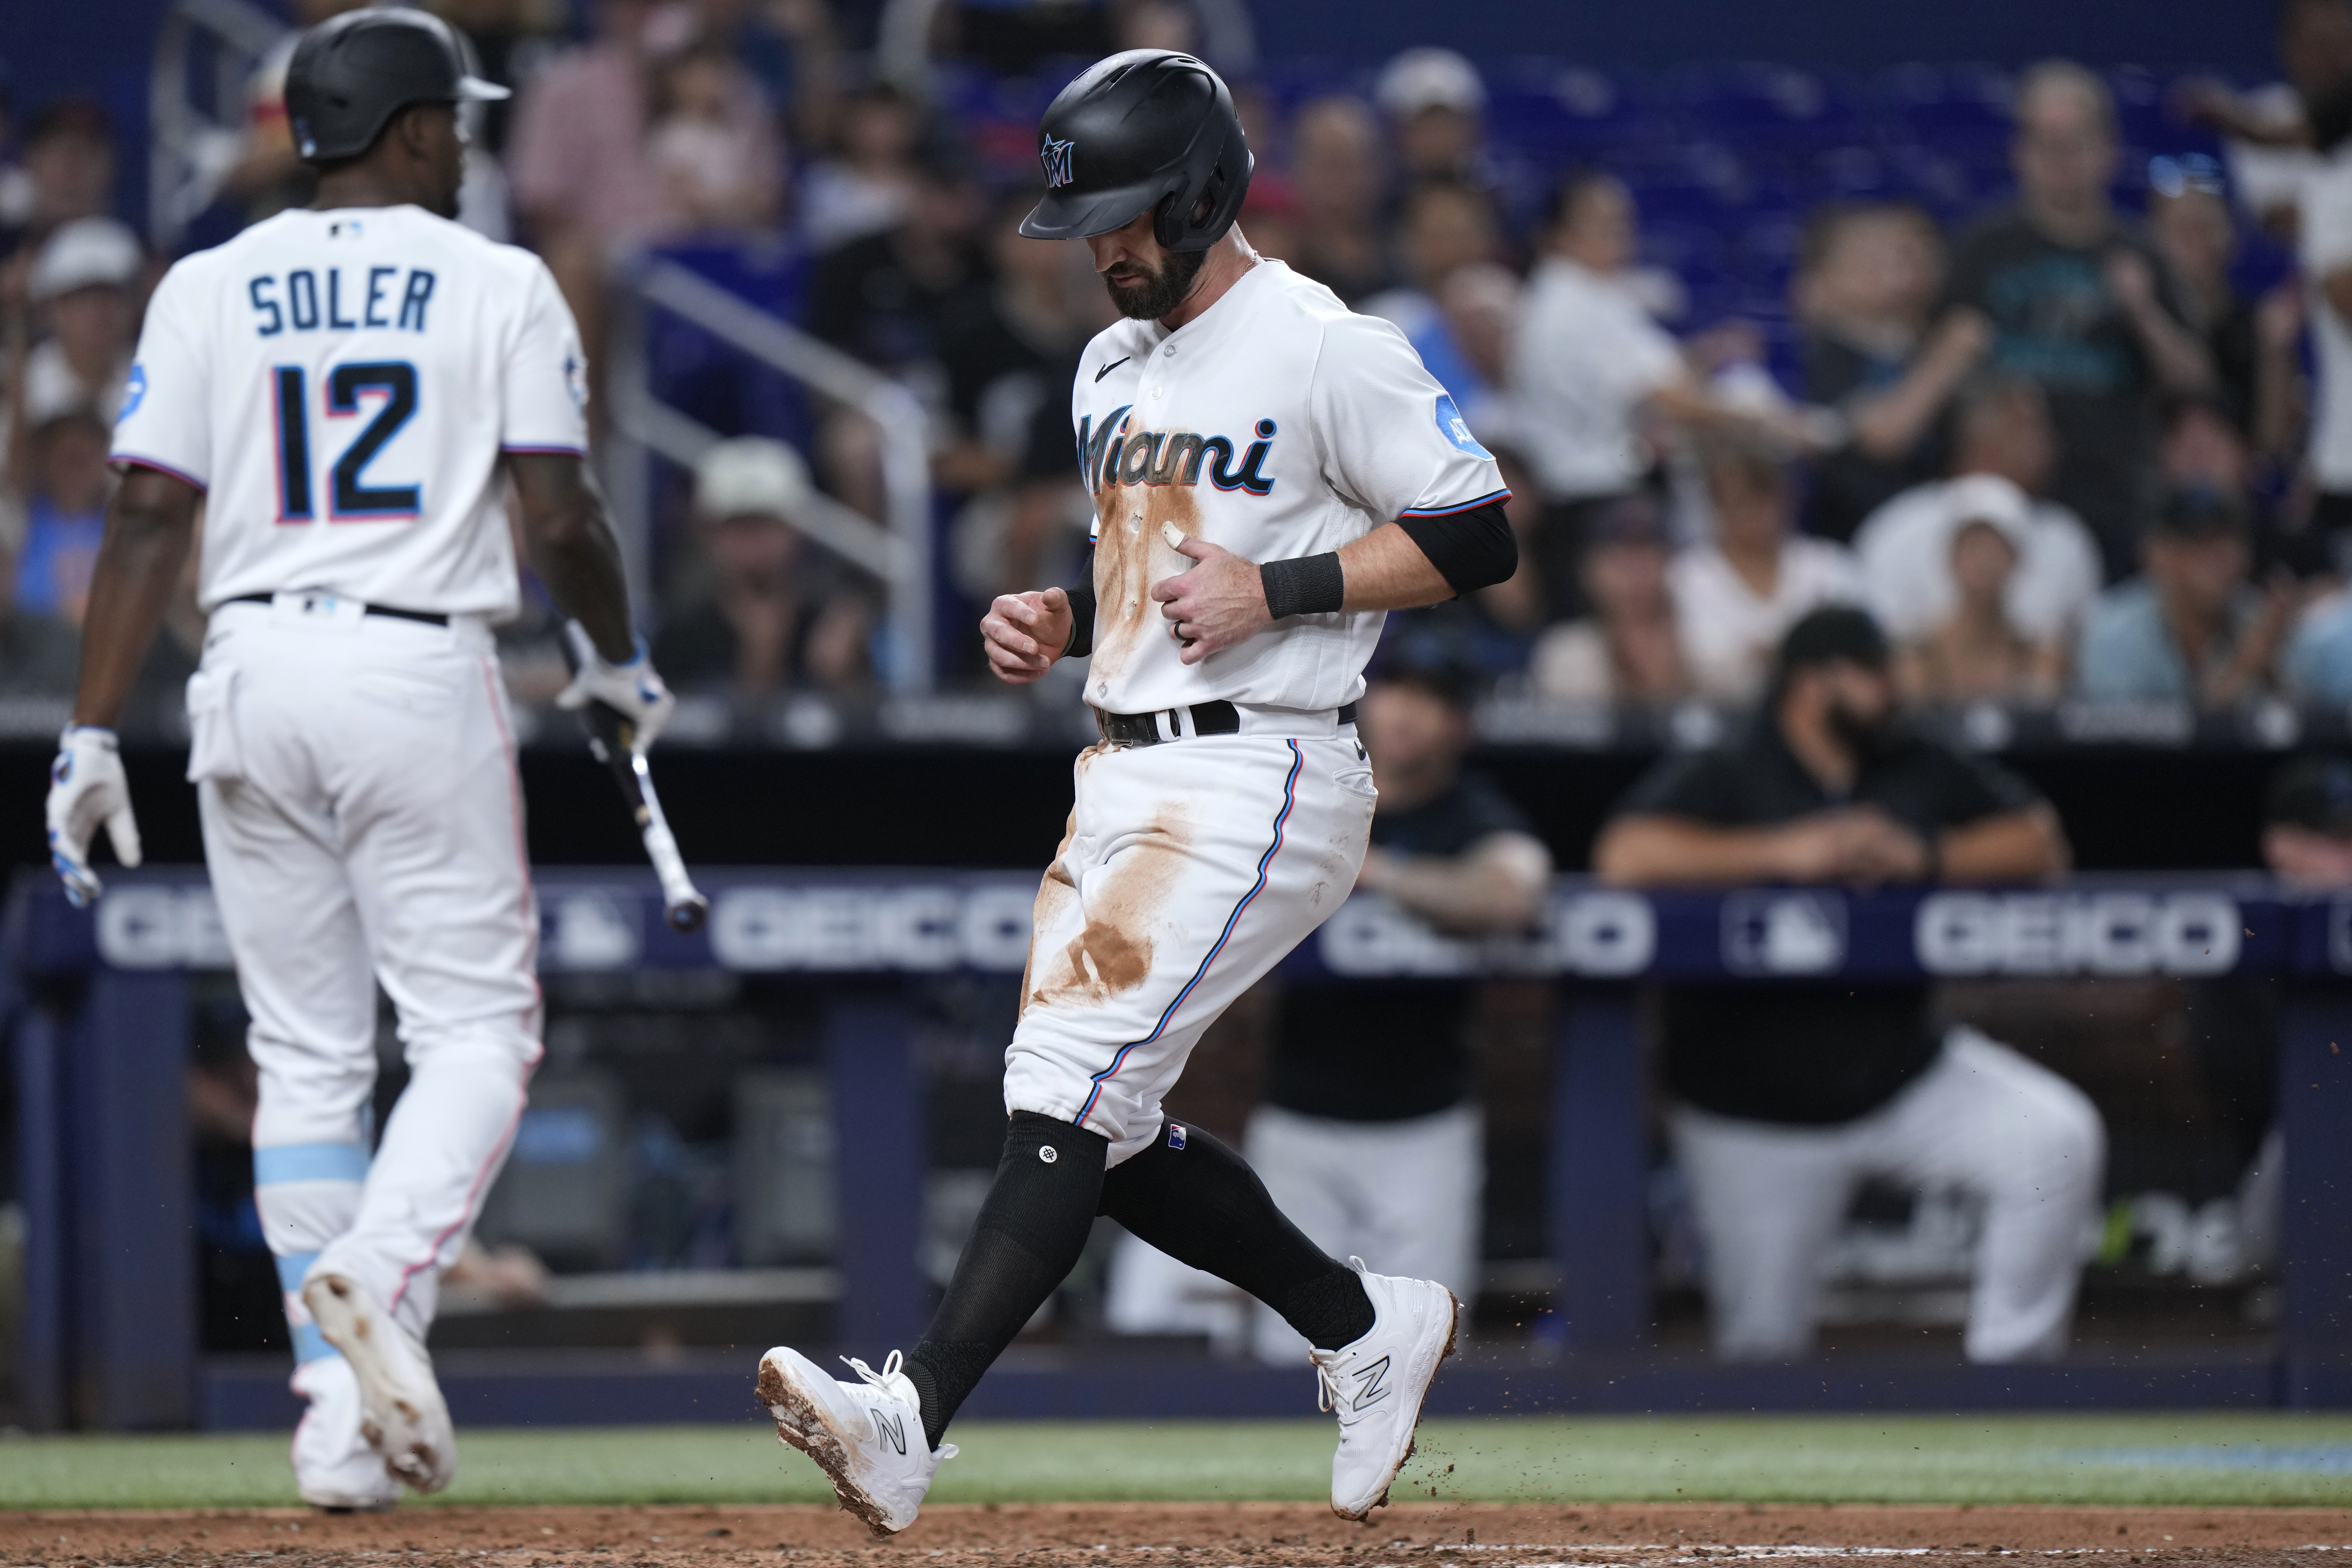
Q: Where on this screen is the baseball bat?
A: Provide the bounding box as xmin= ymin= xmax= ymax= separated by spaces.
xmin=579 ymin=700 xmax=709 ymax=934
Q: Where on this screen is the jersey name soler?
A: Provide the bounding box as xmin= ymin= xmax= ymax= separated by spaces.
xmin=111 ymin=205 xmax=589 ymax=620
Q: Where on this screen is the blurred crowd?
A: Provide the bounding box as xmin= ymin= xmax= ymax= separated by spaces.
xmin=14 ymin=0 xmax=2352 ymax=722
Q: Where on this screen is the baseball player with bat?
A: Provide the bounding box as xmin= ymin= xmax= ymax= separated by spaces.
xmin=756 ymin=49 xmax=1518 ymax=1534
xmin=43 ymin=11 xmax=674 ymax=1506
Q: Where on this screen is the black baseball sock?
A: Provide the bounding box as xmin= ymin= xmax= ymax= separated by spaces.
xmin=903 ymin=1112 xmax=1106 ymax=1448
xmin=1098 ymin=1120 xmax=1374 ymax=1351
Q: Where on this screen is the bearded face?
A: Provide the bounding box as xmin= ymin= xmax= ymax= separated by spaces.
xmin=1101 ymin=241 xmax=1209 ymax=320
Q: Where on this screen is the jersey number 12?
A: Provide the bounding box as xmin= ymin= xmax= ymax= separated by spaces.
xmin=272 ymin=361 xmax=421 ymax=521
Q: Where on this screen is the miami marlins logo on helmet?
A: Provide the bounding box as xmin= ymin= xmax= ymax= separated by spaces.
xmin=1040 ymin=135 xmax=1076 ymax=189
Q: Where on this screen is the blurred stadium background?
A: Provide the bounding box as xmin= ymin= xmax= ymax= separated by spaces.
xmin=8 ymin=0 xmax=2352 ymax=1491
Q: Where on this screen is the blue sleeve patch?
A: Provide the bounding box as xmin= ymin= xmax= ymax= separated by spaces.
xmin=1434 ymin=393 xmax=1491 ymax=459
xmin=117 ymin=364 xmax=147 ymax=423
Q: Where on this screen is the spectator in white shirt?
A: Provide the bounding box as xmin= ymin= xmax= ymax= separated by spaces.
xmin=1853 ymin=374 xmax=2104 ymax=654
xmin=1509 ymin=171 xmax=1822 ymax=627
xmin=1671 ymin=438 xmax=1863 ymax=703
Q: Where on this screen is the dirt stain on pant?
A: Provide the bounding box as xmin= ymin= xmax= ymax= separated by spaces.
xmin=1025 ymin=803 xmax=1192 ymax=1012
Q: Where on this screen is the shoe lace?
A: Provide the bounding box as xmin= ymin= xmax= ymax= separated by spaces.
xmin=840 ymin=1352 xmax=957 ymax=1460
xmin=1310 ymin=1346 xmax=1346 ymax=1416
xmin=841 ymin=1349 xmax=904 ymax=1391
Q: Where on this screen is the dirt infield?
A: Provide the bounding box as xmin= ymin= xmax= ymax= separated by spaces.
xmin=5 ymin=1502 xmax=2350 ymax=1568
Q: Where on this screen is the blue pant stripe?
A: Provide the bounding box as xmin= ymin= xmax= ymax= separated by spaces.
xmin=253 ymin=1142 xmax=369 ymax=1185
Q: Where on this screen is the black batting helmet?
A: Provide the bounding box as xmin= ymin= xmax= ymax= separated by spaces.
xmin=1019 ymin=50 xmax=1252 ymax=253
xmin=284 ymin=9 xmax=508 ymax=167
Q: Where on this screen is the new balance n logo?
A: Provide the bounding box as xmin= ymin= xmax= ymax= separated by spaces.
xmin=1351 ymin=1355 xmax=1392 ymax=1411
xmin=870 ymin=1406 xmax=908 ymax=1454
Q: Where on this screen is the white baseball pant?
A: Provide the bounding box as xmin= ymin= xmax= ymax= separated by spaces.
xmin=1004 ymin=725 xmax=1376 ymax=1168
xmin=189 ymin=597 xmax=542 ymax=1372
xmin=1670 ymin=1026 xmax=2105 ymax=1364
xmin=1243 ymin=1101 xmax=1483 ymax=1364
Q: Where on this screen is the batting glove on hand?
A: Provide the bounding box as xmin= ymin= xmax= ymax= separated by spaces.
xmin=47 ymin=725 xmax=142 ymax=909
xmin=556 ymin=621 xmax=675 ymax=751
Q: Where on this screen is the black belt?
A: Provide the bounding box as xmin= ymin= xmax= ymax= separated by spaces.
xmin=226 ymin=591 xmax=448 ymax=627
xmin=1095 ymin=699 xmax=1357 ymax=748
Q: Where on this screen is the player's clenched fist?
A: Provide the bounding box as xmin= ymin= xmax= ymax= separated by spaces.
xmin=1151 ymin=536 xmax=1269 ymax=665
xmin=46 ymin=724 xmax=142 ymax=908
xmin=982 ymin=587 xmax=1073 ymax=684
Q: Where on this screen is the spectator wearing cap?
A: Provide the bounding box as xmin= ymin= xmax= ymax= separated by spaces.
xmin=1854 ymin=374 xmax=2103 ymax=657
xmin=15 ymin=215 xmax=141 ymax=427
xmin=1671 ymin=438 xmax=1862 ymax=703
xmin=1528 ymin=494 xmax=1688 ymax=704
xmin=1286 ymin=97 xmax=1393 ymax=305
xmin=1941 ymin=62 xmax=2213 ymax=578
xmin=2264 ymin=754 xmax=2352 ymax=884
xmin=2074 ymin=485 xmax=2296 ymax=705
xmin=1793 ymin=203 xmax=1990 ymax=543
xmin=1509 ymin=173 xmax=1827 ymax=627
xmin=1243 ymin=650 xmax=1550 ymax=1360
xmin=1597 ymin=607 xmax=2096 ymax=1364
xmin=1374 ymin=48 xmax=1487 ymax=185
xmin=2149 ymin=164 xmax=2304 ymax=471
xmin=653 ymin=436 xmax=879 ymax=700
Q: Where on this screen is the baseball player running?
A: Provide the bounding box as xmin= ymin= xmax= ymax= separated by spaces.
xmin=44 ymin=12 xmax=672 ymax=1507
xmin=757 ymin=49 xmax=1516 ymax=1533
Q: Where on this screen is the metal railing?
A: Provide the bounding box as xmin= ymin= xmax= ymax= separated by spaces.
xmin=605 ymin=260 xmax=936 ymax=693
xmin=149 ymin=0 xmax=288 ymax=255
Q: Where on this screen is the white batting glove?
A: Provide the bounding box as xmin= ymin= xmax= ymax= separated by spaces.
xmin=47 ymin=725 xmax=142 ymax=909
xmin=556 ymin=620 xmax=675 ymax=751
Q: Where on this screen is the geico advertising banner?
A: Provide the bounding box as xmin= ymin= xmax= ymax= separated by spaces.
xmin=22 ymin=869 xmax=2333 ymax=982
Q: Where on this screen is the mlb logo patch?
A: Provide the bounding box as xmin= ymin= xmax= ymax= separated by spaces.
xmin=1166 ymin=1123 xmax=1187 ymax=1150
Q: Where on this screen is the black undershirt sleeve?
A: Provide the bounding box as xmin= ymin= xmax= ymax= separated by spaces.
xmin=1395 ymin=499 xmax=1517 ymax=596
xmin=1062 ymin=545 xmax=1096 ymax=659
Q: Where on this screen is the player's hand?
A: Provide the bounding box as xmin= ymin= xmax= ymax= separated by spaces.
xmin=1152 ymin=537 xmax=1269 ymax=665
xmin=556 ymin=621 xmax=675 ymax=751
xmin=982 ymin=588 xmax=1072 ymax=684
xmin=46 ymin=725 xmax=142 ymax=909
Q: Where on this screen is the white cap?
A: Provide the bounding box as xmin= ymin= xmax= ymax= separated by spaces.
xmin=1376 ymin=48 xmax=1486 ymax=118
xmin=694 ymin=436 xmax=811 ymax=522
xmin=31 ymin=217 xmax=143 ymax=304
xmin=1944 ymin=473 xmax=2032 ymax=552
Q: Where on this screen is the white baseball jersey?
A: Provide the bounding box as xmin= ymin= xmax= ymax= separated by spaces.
xmin=1071 ymin=259 xmax=1507 ymax=715
xmin=111 ymin=203 xmax=588 ymax=617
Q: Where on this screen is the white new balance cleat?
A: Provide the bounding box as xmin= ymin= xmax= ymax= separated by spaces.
xmin=1312 ymin=1258 xmax=1460 ymax=1521
xmin=756 ymin=1346 xmax=955 ymax=1536
xmin=300 ymin=1270 xmax=456 ymax=1495
xmin=289 ymin=1355 xmax=400 ymax=1512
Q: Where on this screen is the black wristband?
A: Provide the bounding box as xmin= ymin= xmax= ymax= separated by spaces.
xmin=1260 ymin=552 xmax=1346 ymax=621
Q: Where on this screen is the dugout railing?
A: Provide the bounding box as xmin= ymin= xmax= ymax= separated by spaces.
xmin=9 ymin=866 xmax=2352 ymax=1430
